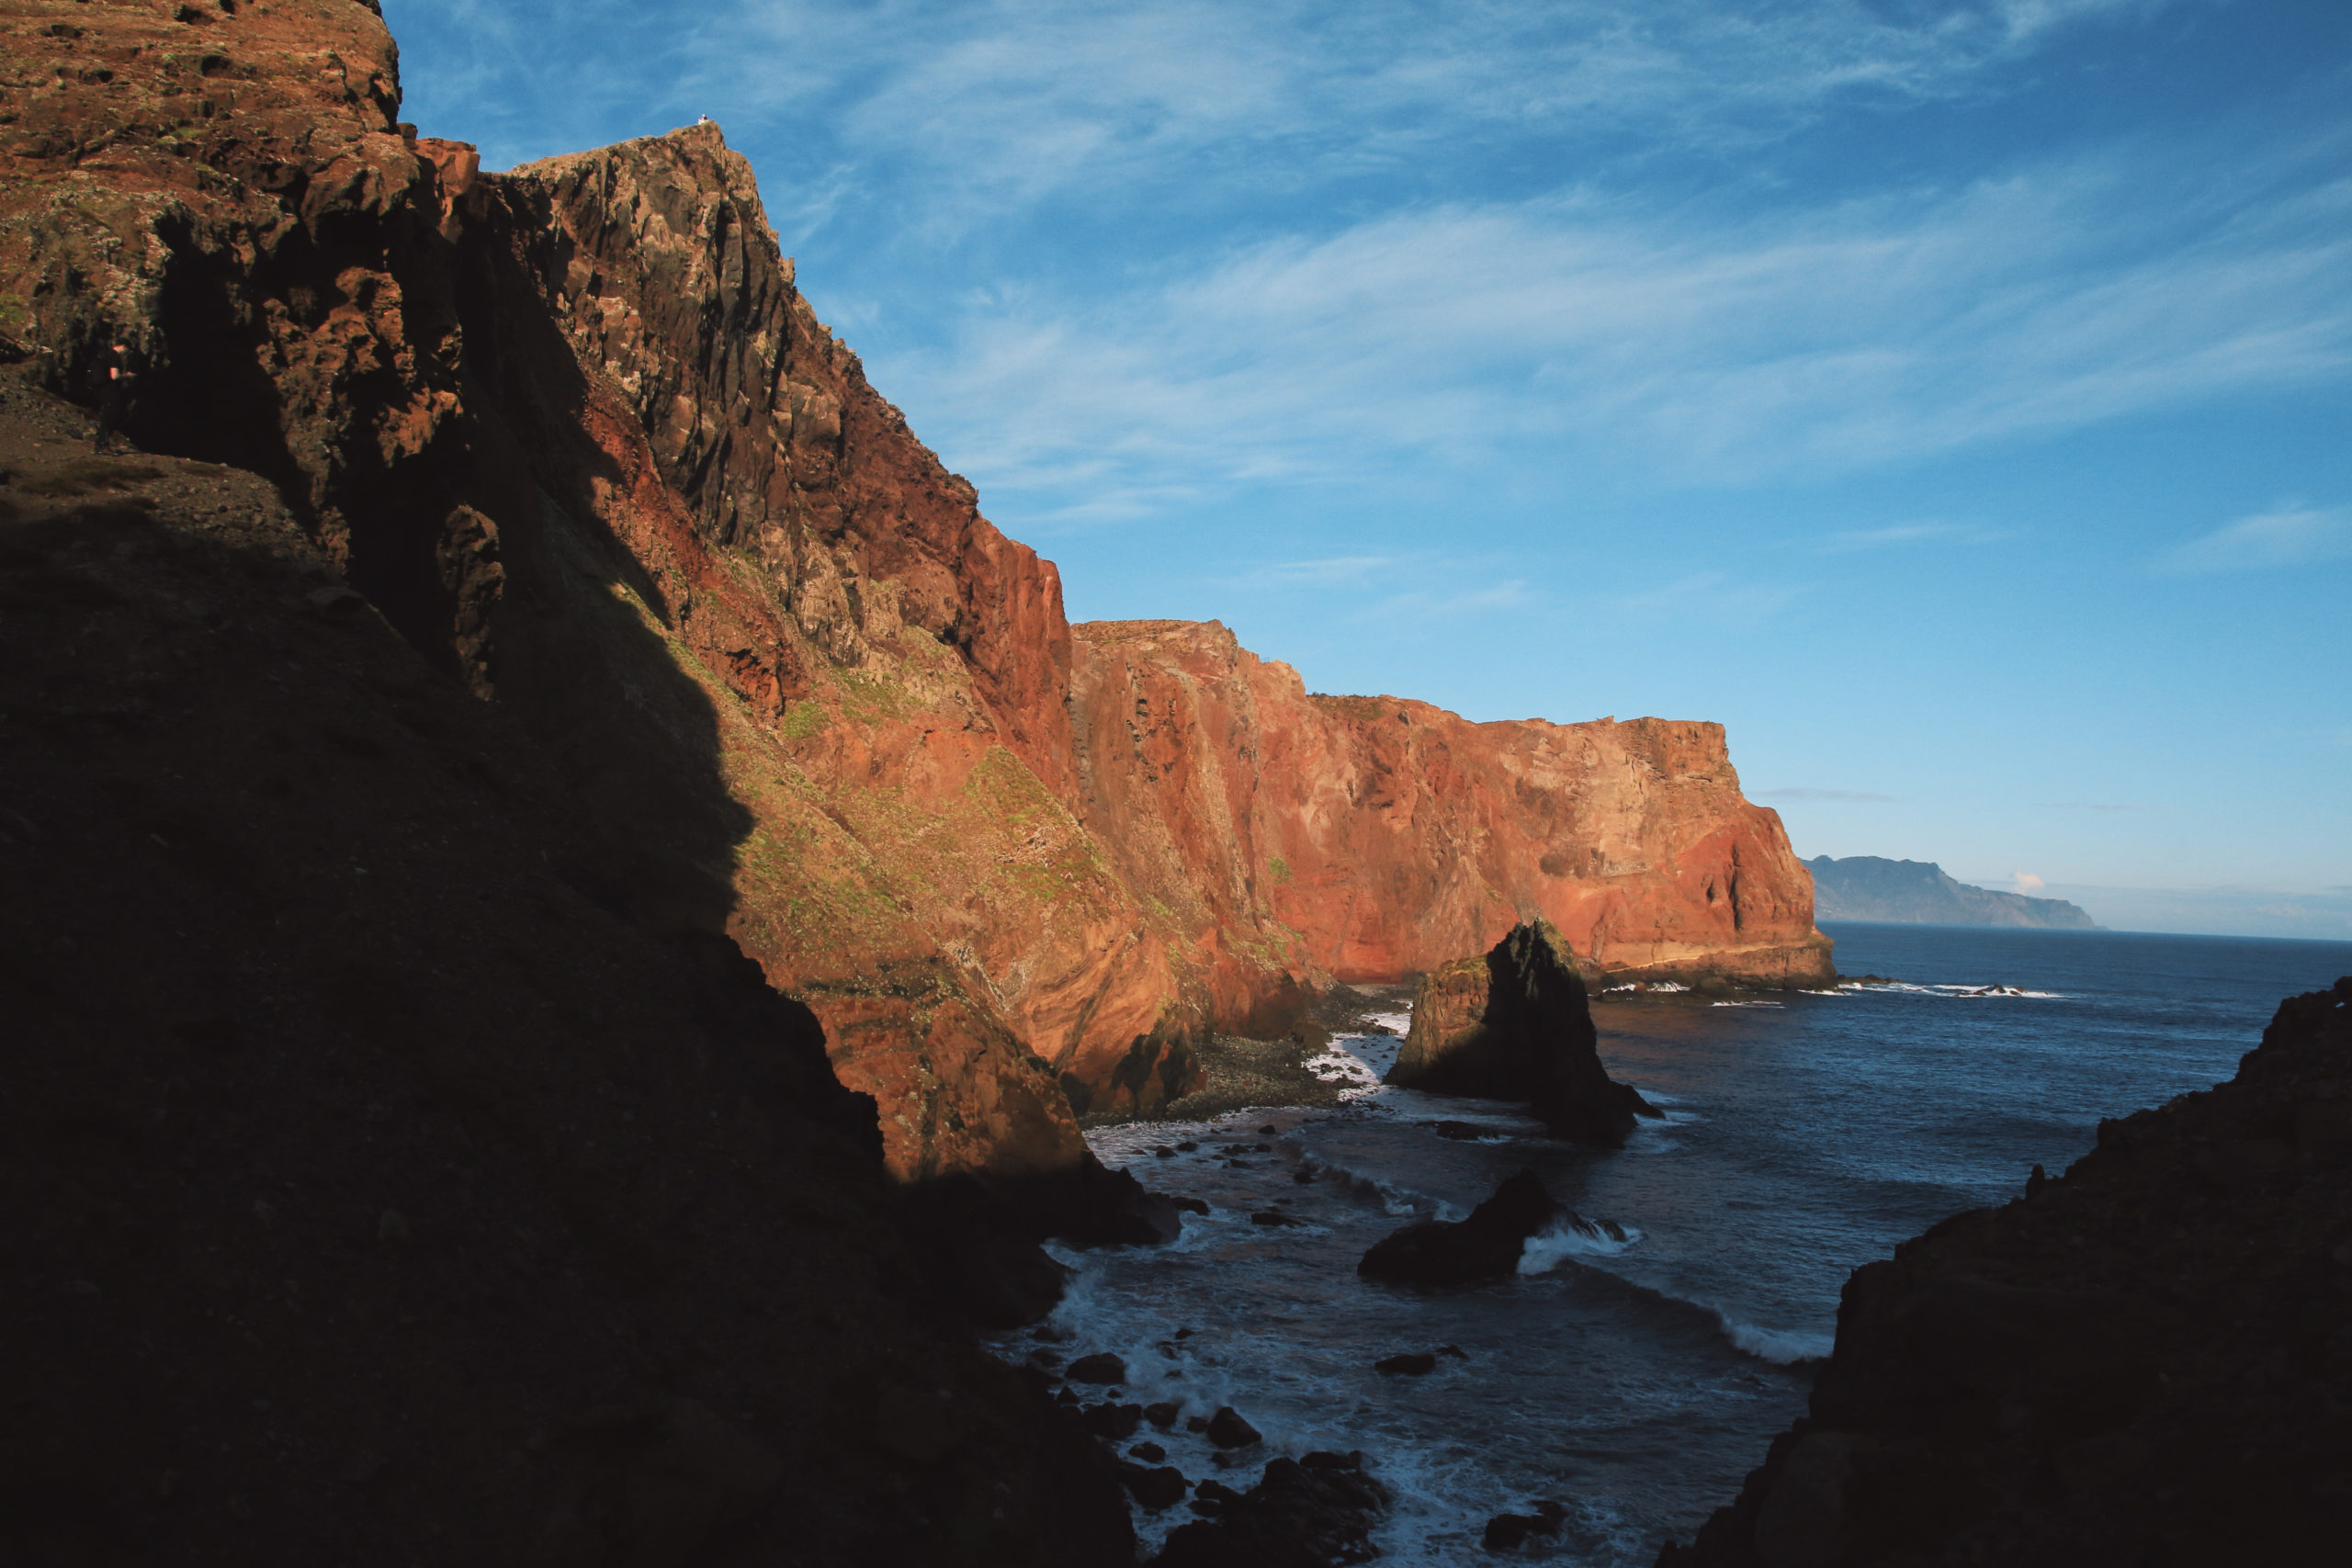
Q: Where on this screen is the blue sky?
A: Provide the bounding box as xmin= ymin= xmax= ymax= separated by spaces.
xmin=384 ymin=0 xmax=2351 ymax=938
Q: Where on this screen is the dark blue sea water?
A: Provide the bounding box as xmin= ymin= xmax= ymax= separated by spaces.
xmin=1001 ymin=925 xmax=2352 ymax=1562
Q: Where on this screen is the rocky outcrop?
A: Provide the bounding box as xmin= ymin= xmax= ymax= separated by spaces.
xmin=0 ymin=380 xmax=1133 ymax=1565
xmin=1359 ymin=1169 xmax=1562 ymax=1285
xmin=1804 ymin=856 xmax=2100 ymax=930
xmin=1388 ymin=922 xmax=1658 ymax=1145
xmin=1659 ymin=977 xmax=2352 ymax=1567
xmin=1069 ymin=620 xmax=1834 ymax=1011
xmin=1 ymin=0 xmax=1825 ymax=1182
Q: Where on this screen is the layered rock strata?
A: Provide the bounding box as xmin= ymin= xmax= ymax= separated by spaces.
xmin=1388 ymin=921 xmax=1659 ymax=1145
xmin=1069 ymin=620 xmax=1834 ymax=1003
xmin=1660 ymin=977 xmax=2352 ymax=1567
xmin=1 ymin=0 xmax=1826 ymax=1181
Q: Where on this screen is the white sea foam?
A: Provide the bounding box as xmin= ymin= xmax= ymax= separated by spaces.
xmin=1517 ymin=1213 xmax=1642 ymax=1274
xmin=1714 ymin=1314 xmax=1834 ymax=1365
xmin=1840 ymin=981 xmax=2066 ymax=999
xmin=1710 ymin=999 xmax=1784 ymax=1008
xmin=1602 ymin=980 xmax=1690 ymax=994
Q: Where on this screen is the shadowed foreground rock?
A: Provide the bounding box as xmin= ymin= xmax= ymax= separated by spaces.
xmin=1659 ymin=976 xmax=2352 ymax=1568
xmin=1360 ymin=1169 xmax=1561 ymax=1287
xmin=1387 ymin=922 xmax=1658 ymax=1145
xmin=1155 ymin=1452 xmax=1388 ymax=1568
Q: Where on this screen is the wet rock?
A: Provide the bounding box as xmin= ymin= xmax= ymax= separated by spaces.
xmin=1258 ymin=1125 xmax=1279 ymax=1135
xmin=1124 ymin=1462 xmax=1189 ymax=1511
xmin=1081 ymin=1403 xmax=1144 ymax=1440
xmin=1190 ymin=1477 xmax=1246 ymax=1516
xmin=1374 ymin=1352 xmax=1437 ymax=1375
xmin=1661 ymin=977 xmax=2352 ymax=1568
xmin=1250 ymin=1210 xmax=1302 ymax=1226
xmin=1146 ymin=1402 xmax=1182 ymax=1429
xmin=1359 ymin=1169 xmax=1558 ymax=1287
xmin=1156 ymin=1455 xmax=1389 ymax=1567
xmin=1386 ymin=922 xmax=1657 ymax=1146
xmin=1131 ymin=1441 xmax=1167 ymax=1463
xmin=1185 ymin=1415 xmax=1210 ymax=1434
xmin=1066 ymin=1353 xmax=1127 ymax=1384
xmin=1204 ymin=1407 xmax=1261 ymax=1449
xmin=1482 ymin=1501 xmax=1566 ymax=1551
xmin=1170 ymin=1196 xmax=1211 ymax=1215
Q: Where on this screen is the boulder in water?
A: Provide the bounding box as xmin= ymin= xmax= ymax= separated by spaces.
xmin=1154 ymin=1453 xmax=1388 ymax=1567
xmin=1359 ymin=1169 xmax=1559 ymax=1286
xmin=1385 ymin=921 xmax=1657 ymax=1146
xmin=1204 ymin=1406 xmax=1262 ymax=1449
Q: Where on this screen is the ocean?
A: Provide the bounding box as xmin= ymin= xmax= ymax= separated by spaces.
xmin=996 ymin=924 xmax=2352 ymax=1562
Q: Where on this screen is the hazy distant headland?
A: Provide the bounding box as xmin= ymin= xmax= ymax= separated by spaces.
xmin=1805 ymin=855 xmax=2100 ymax=930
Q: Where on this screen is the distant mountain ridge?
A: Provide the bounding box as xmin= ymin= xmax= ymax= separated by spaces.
xmin=1804 ymin=855 xmax=2100 ymax=930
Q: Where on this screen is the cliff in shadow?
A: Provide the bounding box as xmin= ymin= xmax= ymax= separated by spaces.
xmin=0 ymin=0 xmax=1825 ymax=1184
xmin=0 ymin=378 xmax=1130 ymax=1565
xmin=1659 ymin=976 xmax=2352 ymax=1567
xmin=1806 ymin=856 xmax=2099 ymax=930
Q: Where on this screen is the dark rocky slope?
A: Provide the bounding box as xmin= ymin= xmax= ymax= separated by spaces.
xmin=1659 ymin=976 xmax=2352 ymax=1567
xmin=1387 ymin=921 xmax=1658 ymax=1145
xmin=0 ymin=380 xmax=1133 ymax=1564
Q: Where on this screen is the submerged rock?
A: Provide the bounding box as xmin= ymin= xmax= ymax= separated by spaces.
xmin=1387 ymin=921 xmax=1657 ymax=1145
xmin=1359 ymin=1169 xmax=1560 ymax=1286
xmin=1373 ymin=1352 xmax=1438 ymax=1375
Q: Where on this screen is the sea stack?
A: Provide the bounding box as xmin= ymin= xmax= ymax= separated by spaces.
xmin=1387 ymin=921 xmax=1657 ymax=1146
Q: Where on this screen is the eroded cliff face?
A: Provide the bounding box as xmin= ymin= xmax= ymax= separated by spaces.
xmin=1069 ymin=619 xmax=1832 ymax=998
xmin=2 ymin=0 xmax=1824 ymax=1180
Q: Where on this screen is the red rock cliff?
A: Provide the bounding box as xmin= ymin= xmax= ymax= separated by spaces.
xmin=1 ymin=0 xmax=1825 ymax=1179
xmin=1069 ymin=620 xmax=1831 ymax=996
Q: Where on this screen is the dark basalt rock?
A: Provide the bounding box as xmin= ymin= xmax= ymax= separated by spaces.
xmin=1154 ymin=1453 xmax=1388 ymax=1567
xmin=1124 ymin=1462 xmax=1189 ymax=1511
xmin=1374 ymin=1352 xmax=1438 ymax=1375
xmin=1482 ymin=1501 xmax=1567 ymax=1551
xmin=1658 ymin=977 xmax=2352 ymax=1568
xmin=1359 ymin=1169 xmax=1558 ymax=1286
xmin=1385 ymin=921 xmax=1657 ymax=1146
xmin=1145 ymin=1402 xmax=1182 ymax=1429
xmin=1081 ymin=1403 xmax=1145 ymax=1440
xmin=1204 ymin=1407 xmax=1263 ymax=1449
xmin=1066 ymin=1353 xmax=1127 ymax=1385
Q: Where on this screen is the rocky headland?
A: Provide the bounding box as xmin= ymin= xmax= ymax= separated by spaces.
xmin=1805 ymin=856 xmax=2099 ymax=931
xmin=1388 ymin=921 xmax=1660 ymax=1145
xmin=2 ymin=0 xmax=1827 ymax=1189
xmin=0 ymin=0 xmax=1830 ymax=1557
xmin=1660 ymin=976 xmax=2352 ymax=1566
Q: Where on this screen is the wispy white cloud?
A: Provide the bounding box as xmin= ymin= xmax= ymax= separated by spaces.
xmin=2012 ymin=871 xmax=2046 ymax=893
xmin=888 ymin=141 xmax=2352 ymax=515
xmin=1815 ymin=520 xmax=2003 ymax=552
xmin=1609 ymin=570 xmax=1804 ymax=623
xmin=2158 ymin=502 xmax=2352 ymax=575
xmin=688 ymin=0 xmax=2183 ymax=226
